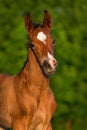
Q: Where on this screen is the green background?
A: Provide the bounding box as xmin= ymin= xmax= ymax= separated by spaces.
xmin=0 ymin=0 xmax=87 ymax=130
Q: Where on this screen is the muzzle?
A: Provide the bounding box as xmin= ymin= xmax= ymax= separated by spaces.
xmin=42 ymin=56 xmax=57 ymax=77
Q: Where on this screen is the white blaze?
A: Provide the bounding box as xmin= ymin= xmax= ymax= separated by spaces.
xmin=37 ymin=32 xmax=46 ymax=44
xmin=48 ymin=52 xmax=56 ymax=69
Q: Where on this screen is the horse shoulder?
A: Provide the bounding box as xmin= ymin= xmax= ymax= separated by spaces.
xmin=39 ymin=87 xmax=57 ymax=120
xmin=11 ymin=77 xmax=37 ymax=119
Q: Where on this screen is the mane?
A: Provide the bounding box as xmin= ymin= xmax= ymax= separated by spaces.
xmin=19 ymin=36 xmax=29 ymax=72
xmin=33 ymin=23 xmax=41 ymax=28
xmin=21 ymin=57 xmax=28 ymax=71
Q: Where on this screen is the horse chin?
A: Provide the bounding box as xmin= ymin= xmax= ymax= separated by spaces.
xmin=42 ymin=67 xmax=55 ymax=78
xmin=42 ymin=60 xmax=56 ymax=78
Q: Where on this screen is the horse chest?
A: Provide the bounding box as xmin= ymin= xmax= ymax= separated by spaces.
xmin=29 ymin=88 xmax=57 ymax=130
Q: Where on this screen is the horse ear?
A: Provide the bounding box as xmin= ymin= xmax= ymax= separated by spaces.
xmin=25 ymin=13 xmax=33 ymax=32
xmin=43 ymin=10 xmax=52 ymax=30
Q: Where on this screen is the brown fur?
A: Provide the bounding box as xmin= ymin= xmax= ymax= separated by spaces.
xmin=0 ymin=10 xmax=57 ymax=130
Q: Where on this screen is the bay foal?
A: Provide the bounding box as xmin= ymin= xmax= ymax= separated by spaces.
xmin=0 ymin=10 xmax=57 ymax=130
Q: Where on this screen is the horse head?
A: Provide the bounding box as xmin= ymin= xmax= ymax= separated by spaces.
xmin=25 ymin=10 xmax=57 ymax=78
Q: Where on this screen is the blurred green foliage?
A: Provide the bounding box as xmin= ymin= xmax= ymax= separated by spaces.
xmin=0 ymin=0 xmax=87 ymax=130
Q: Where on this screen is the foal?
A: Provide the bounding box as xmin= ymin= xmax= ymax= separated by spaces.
xmin=0 ymin=10 xmax=57 ymax=130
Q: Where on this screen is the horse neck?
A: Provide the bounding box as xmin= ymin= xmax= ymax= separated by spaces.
xmin=19 ymin=49 xmax=49 ymax=88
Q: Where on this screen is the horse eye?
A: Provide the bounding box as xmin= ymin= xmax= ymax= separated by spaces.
xmin=53 ymin=40 xmax=56 ymax=44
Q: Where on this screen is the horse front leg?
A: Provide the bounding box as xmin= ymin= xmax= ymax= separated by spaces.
xmin=12 ymin=118 xmax=28 ymax=130
xmin=47 ymin=123 xmax=52 ymax=130
xmin=43 ymin=123 xmax=52 ymax=130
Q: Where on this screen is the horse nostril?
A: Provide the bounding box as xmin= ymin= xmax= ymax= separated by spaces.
xmin=53 ymin=60 xmax=57 ymax=67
